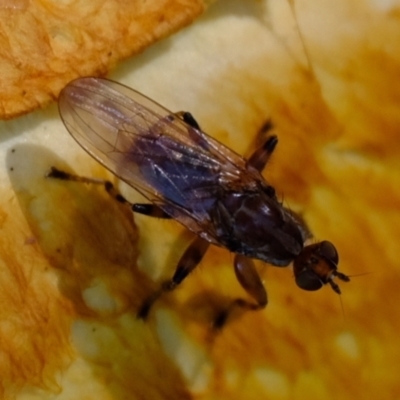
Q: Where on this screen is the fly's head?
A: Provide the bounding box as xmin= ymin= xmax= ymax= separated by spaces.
xmin=293 ymin=241 xmax=350 ymax=294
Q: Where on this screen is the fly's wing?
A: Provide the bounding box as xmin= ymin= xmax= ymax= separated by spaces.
xmin=58 ymin=77 xmax=248 ymax=242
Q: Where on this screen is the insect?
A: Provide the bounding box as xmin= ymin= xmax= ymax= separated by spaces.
xmin=49 ymin=77 xmax=350 ymax=327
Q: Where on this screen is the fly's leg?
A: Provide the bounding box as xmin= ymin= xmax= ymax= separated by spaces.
xmin=175 ymin=111 xmax=201 ymax=130
xmin=214 ymin=254 xmax=267 ymax=329
xmin=48 ymin=167 xmax=208 ymax=318
xmin=47 ymin=167 xmax=171 ymax=218
xmin=247 ymin=120 xmax=278 ymax=172
xmin=131 ymin=204 xmax=172 ymax=219
xmin=174 ymin=111 xmax=215 ymax=151
xmin=137 ymin=236 xmax=210 ymax=319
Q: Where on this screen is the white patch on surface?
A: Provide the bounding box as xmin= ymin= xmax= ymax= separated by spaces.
xmin=155 ymin=309 xmax=212 ymax=393
xmin=335 ymin=331 xmax=360 ymax=360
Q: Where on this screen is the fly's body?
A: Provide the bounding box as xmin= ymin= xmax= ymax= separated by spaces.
xmin=52 ymin=77 xmax=349 ymax=325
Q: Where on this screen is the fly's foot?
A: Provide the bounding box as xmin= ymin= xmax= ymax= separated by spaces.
xmin=137 ymin=289 xmax=163 ymax=320
xmin=212 ymin=298 xmax=261 ymax=330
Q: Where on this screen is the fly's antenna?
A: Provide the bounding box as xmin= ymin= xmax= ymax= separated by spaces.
xmin=337 ymin=271 xmax=373 ymax=321
xmin=347 ymin=271 xmax=374 ymax=278
xmin=339 ymin=291 xmax=346 ymax=321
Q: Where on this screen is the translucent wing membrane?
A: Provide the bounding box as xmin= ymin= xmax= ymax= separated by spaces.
xmin=59 ymin=77 xmax=248 ymax=240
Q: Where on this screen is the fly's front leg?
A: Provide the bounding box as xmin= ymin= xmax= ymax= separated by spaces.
xmin=247 ymin=120 xmax=278 ymax=172
xmin=137 ymin=236 xmax=210 ymax=319
xmin=214 ymin=254 xmax=267 ymax=329
xmin=47 ymin=167 xmax=171 ymax=218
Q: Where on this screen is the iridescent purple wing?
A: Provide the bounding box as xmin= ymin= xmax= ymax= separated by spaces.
xmin=58 ymin=77 xmax=250 ymax=242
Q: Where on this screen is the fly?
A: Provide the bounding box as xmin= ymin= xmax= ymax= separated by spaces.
xmin=49 ymin=77 xmax=349 ymax=327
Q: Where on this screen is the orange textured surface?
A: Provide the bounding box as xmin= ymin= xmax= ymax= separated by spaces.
xmin=0 ymin=0 xmax=205 ymax=119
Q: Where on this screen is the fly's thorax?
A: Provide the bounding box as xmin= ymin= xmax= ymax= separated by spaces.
xmin=211 ymin=188 xmax=304 ymax=266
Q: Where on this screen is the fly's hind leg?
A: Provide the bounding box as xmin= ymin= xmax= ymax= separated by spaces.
xmin=47 ymin=167 xmax=207 ymax=319
xmin=137 ymin=236 xmax=210 ymax=319
xmin=214 ymin=254 xmax=267 ymax=329
xmin=247 ymin=120 xmax=278 ymax=172
xmin=47 ymin=167 xmax=172 ymax=218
